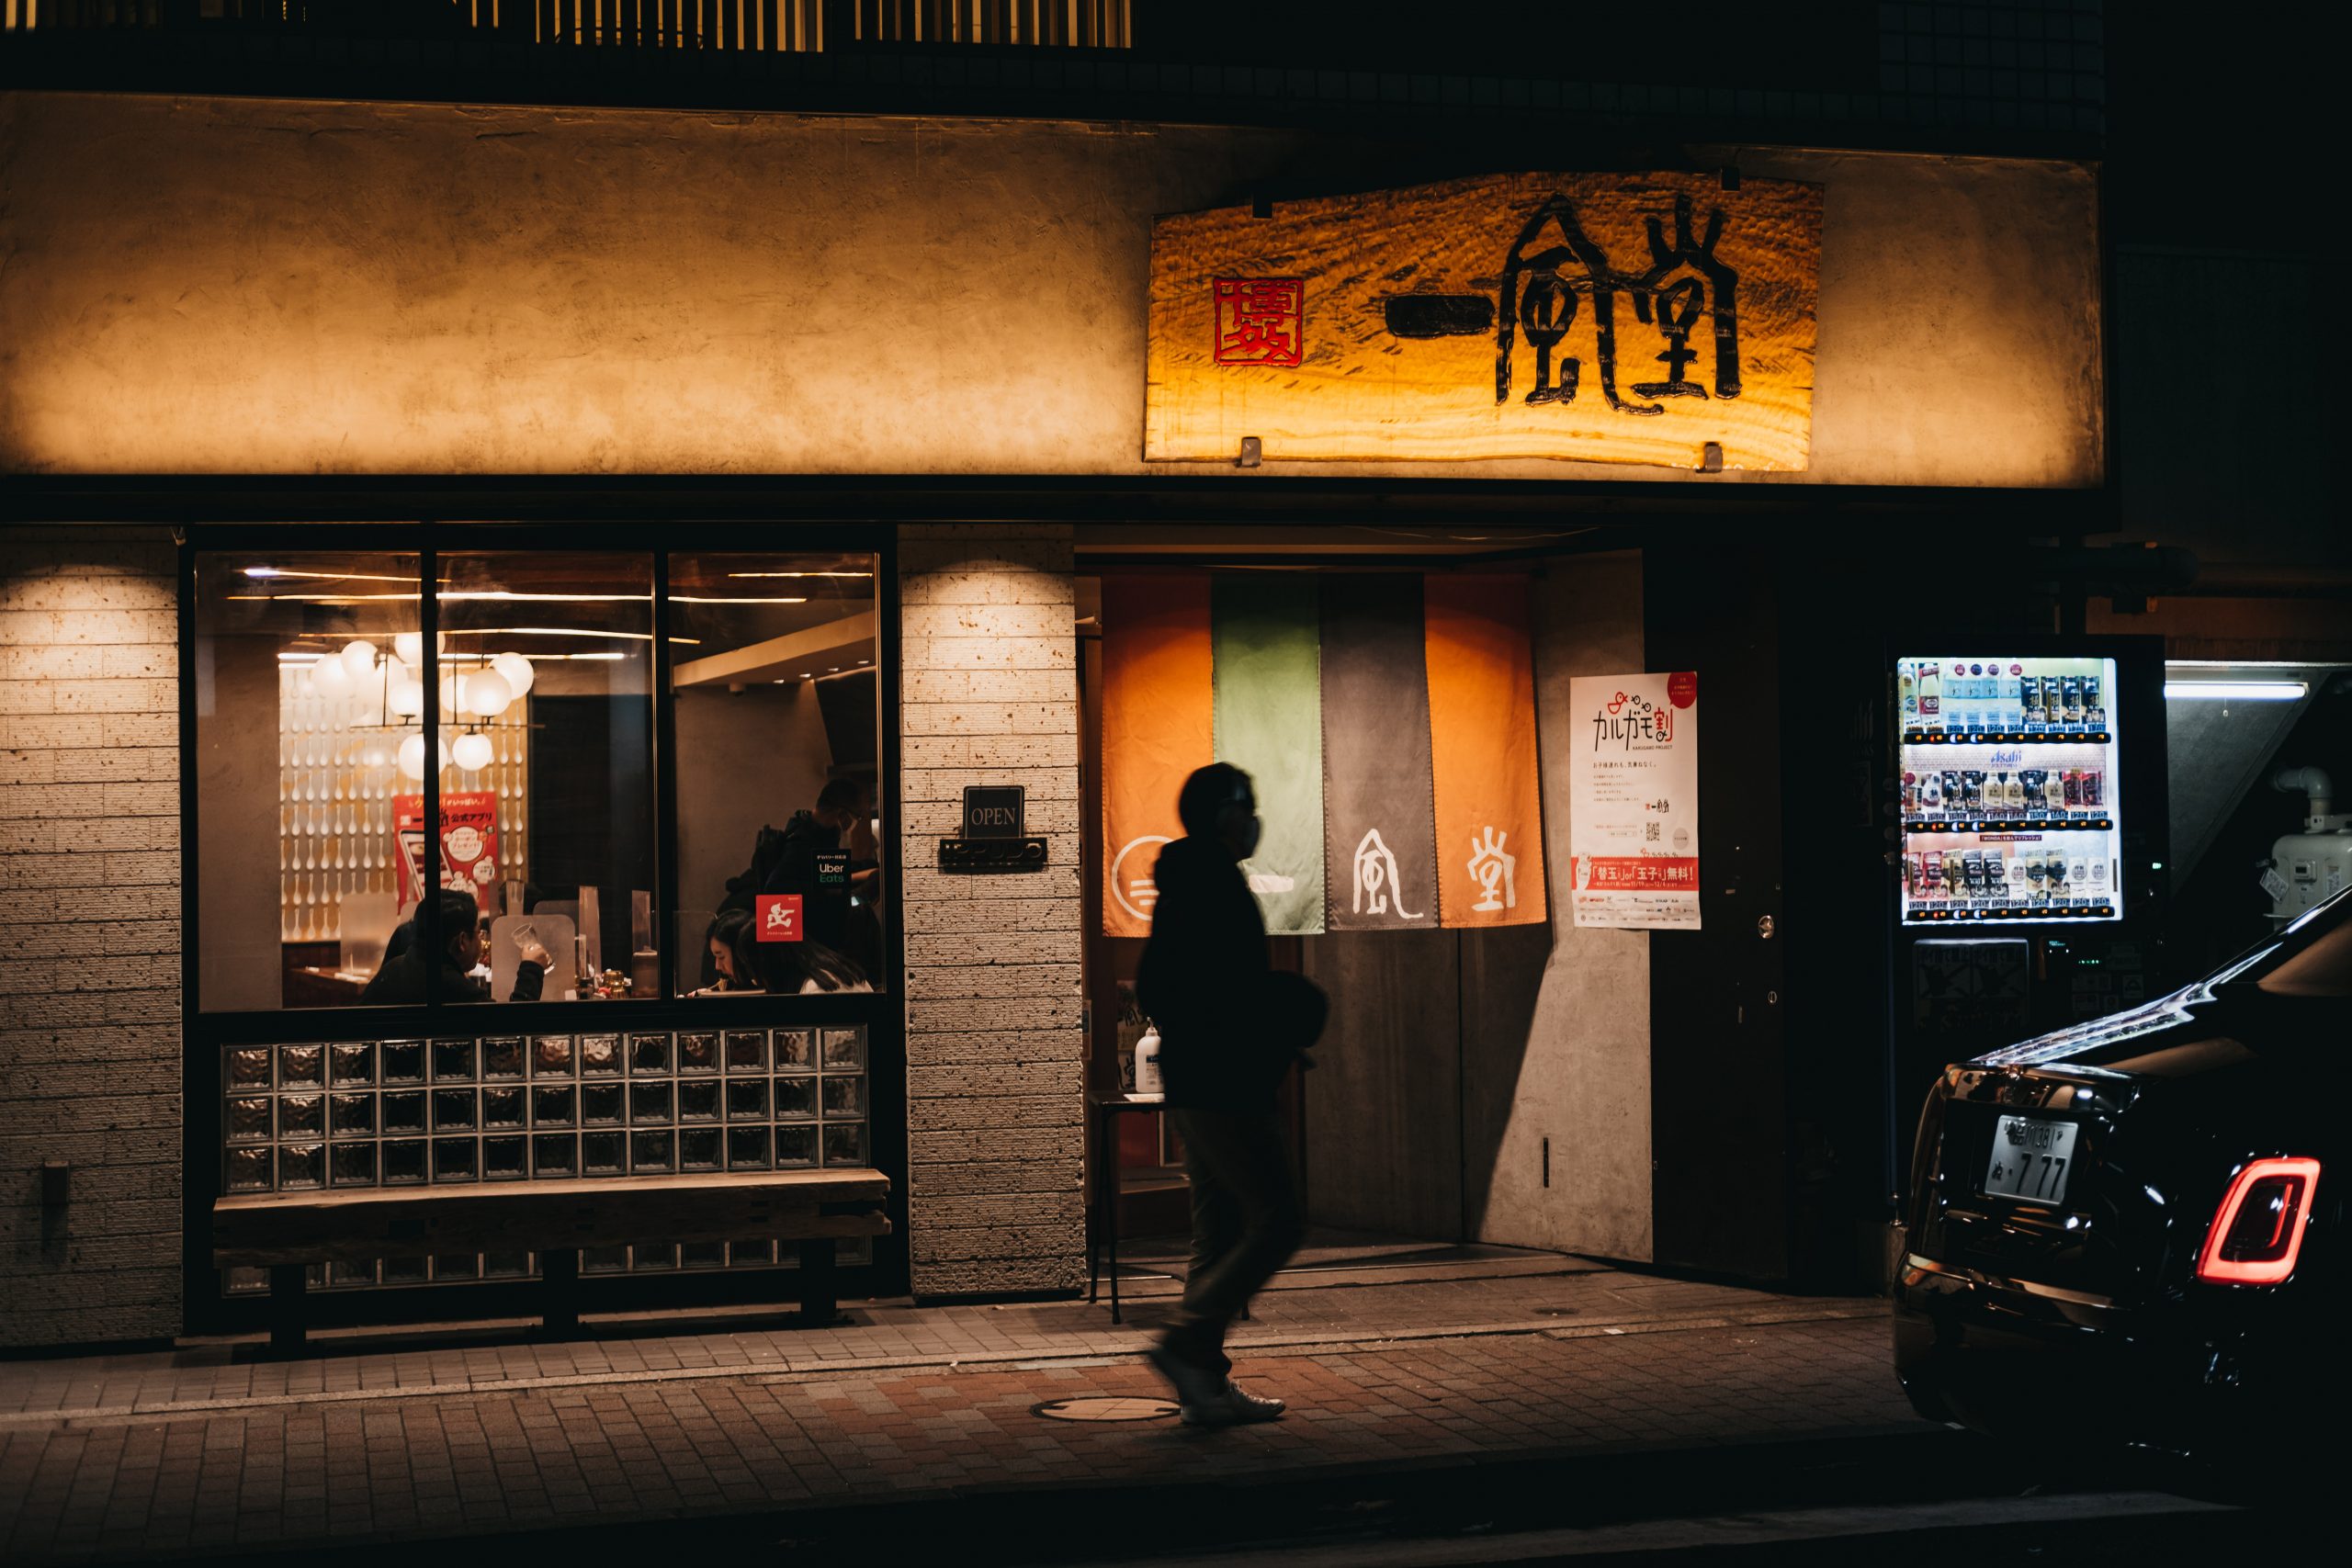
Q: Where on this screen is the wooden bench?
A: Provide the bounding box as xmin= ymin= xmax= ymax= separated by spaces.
xmin=213 ymin=1168 xmax=891 ymax=1355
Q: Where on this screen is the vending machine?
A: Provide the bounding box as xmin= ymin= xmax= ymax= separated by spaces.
xmin=1895 ymin=654 xmax=2125 ymax=925
xmin=1883 ymin=637 xmax=2170 ymax=1182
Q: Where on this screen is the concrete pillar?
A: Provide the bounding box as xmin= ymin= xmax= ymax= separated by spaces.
xmin=896 ymin=525 xmax=1085 ymax=1296
xmin=0 ymin=525 xmax=185 ymax=1348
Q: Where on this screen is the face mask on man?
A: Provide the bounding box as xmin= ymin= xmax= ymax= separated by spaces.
xmin=1217 ymin=801 xmax=1261 ymax=861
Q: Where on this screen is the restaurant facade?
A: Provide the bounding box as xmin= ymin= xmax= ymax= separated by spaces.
xmin=1 ymin=6 xmax=2136 ymax=1348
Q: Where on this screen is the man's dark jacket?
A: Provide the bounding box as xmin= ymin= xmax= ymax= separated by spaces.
xmin=359 ymin=943 xmax=543 ymax=1005
xmin=1136 ymin=836 xmax=1326 ymax=1112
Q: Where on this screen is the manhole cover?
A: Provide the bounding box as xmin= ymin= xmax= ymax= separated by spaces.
xmin=1032 ymin=1396 xmax=1180 ymax=1423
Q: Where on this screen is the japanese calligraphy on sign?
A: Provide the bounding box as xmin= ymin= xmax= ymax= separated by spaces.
xmin=1148 ymin=173 xmax=1821 ymax=470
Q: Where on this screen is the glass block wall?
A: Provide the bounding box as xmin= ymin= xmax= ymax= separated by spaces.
xmin=220 ymin=1025 xmax=870 ymax=1292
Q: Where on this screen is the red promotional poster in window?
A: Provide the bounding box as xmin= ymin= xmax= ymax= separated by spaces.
xmin=392 ymin=792 xmax=501 ymax=918
xmin=755 ymin=894 xmax=804 ymax=943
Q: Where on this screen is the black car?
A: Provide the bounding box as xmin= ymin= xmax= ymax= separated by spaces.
xmin=1894 ymin=889 xmax=2346 ymax=1462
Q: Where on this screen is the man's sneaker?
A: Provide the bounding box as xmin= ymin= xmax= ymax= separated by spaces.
xmin=1180 ymin=1380 xmax=1286 ymax=1427
xmin=1146 ymin=1337 xmax=1228 ymax=1410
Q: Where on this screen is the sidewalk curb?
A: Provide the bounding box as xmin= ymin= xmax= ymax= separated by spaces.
xmin=153 ymin=1423 xmax=1972 ymax=1564
xmin=0 ymin=1302 xmax=1887 ymax=1432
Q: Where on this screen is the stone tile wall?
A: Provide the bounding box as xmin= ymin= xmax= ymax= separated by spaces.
xmin=0 ymin=525 xmax=184 ymax=1347
xmin=896 ymin=525 xmax=1085 ymax=1297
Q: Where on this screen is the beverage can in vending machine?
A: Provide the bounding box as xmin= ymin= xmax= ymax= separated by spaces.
xmin=2063 ymin=769 xmax=2081 ymax=807
xmin=1902 ymin=771 xmax=1920 ymax=813
xmin=1944 ymin=850 xmax=1965 ymax=896
xmin=1918 ymin=662 xmax=1940 ymax=727
xmin=1923 ymin=853 xmax=1942 ymax=897
xmin=1920 ymin=771 xmax=1943 ymax=810
xmin=2042 ymin=771 xmax=2068 ymax=813
xmin=2060 ymin=675 xmax=2083 ymax=726
xmin=2040 ymin=675 xmax=2064 ymax=726
xmin=2082 ymin=767 xmax=2101 ymax=807
xmin=2067 ymin=853 xmax=2090 ymax=890
xmin=2083 ymin=671 xmax=2102 ymax=728
xmin=1901 ymin=664 xmax=1917 ymax=719
xmin=1962 ymin=771 xmax=1986 ymax=812
xmin=1942 ymin=770 xmax=1963 ymax=811
xmin=2007 ymin=855 xmax=2030 ymax=900
xmin=2021 ymin=671 xmax=2043 ymax=723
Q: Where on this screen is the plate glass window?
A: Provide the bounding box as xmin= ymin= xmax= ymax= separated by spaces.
xmin=437 ymin=550 xmax=656 ymax=1004
xmin=193 ymin=551 xmax=424 ymax=1011
xmin=667 ymin=553 xmax=885 ymax=998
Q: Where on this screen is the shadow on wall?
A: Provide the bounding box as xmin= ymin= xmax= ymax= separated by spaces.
xmin=1303 ymin=554 xmax=1655 ymax=1264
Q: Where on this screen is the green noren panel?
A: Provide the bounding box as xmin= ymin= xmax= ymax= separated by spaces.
xmin=1212 ymin=576 xmax=1326 ymax=935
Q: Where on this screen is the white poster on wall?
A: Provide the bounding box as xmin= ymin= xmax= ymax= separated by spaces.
xmin=1569 ymin=671 xmax=1702 ymax=930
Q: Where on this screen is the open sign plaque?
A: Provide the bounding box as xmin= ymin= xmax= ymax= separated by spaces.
xmin=942 ymin=784 xmax=1046 ymax=873
xmin=963 ymin=785 xmax=1025 ymax=839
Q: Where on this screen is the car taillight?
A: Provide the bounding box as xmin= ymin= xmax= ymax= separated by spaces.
xmin=2195 ymin=1157 xmax=2322 ymax=1286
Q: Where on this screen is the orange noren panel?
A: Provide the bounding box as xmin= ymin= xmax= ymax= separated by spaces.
xmin=1425 ymin=575 xmax=1547 ymax=928
xmin=1100 ymin=576 xmax=1216 ymax=938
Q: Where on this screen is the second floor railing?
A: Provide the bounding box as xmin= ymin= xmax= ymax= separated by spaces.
xmin=0 ymin=2 xmax=2098 ymax=159
xmin=2 ymin=1 xmax=1132 ymax=50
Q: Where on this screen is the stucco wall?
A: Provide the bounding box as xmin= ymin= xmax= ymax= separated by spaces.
xmin=0 ymin=92 xmax=2100 ymax=488
xmin=0 ymin=526 xmax=184 ymax=1348
xmin=1467 ymin=553 xmax=1653 ymax=1260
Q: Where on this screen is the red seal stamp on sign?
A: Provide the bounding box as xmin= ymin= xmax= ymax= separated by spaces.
xmin=1668 ymin=670 xmax=1698 ymax=709
xmin=1213 ymin=278 xmax=1304 ymax=367
xmin=755 ymin=894 xmax=803 ymax=943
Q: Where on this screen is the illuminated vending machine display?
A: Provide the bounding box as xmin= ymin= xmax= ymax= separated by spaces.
xmin=1897 ymin=656 xmax=2122 ymax=926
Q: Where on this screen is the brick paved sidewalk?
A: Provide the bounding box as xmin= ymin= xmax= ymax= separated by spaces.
xmin=0 ymin=1261 xmax=1913 ymax=1562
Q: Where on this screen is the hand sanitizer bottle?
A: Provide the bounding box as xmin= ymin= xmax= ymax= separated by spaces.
xmin=1134 ymin=1025 xmax=1164 ymax=1100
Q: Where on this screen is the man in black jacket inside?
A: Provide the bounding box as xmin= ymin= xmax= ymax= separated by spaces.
xmin=362 ymin=889 xmax=550 ymax=1005
xmin=1136 ymin=762 xmax=1325 ymax=1426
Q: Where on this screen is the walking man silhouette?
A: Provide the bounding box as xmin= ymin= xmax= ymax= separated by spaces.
xmin=1137 ymin=762 xmax=1327 ymax=1426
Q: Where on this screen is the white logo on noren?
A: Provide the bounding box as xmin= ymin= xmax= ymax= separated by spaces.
xmin=1110 ymin=835 xmax=1173 ymax=923
xmin=1468 ymin=827 xmax=1518 ymax=912
xmin=1351 ymin=829 xmax=1424 ymax=919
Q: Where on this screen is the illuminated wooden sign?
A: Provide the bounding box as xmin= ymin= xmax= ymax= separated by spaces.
xmin=1146 ymin=172 xmax=1822 ymax=471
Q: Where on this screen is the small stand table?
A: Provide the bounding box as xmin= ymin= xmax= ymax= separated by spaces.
xmin=1087 ymin=1090 xmax=1170 ymax=1325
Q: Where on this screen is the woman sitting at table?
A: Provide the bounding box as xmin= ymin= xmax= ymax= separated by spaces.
xmin=747 ymin=937 xmax=872 ymax=995
xmin=363 ymin=890 xmax=551 ymax=1004
xmin=695 ymin=908 xmax=758 ymax=994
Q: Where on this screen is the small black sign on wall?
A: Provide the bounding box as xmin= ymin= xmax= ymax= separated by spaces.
xmin=963 ymin=785 xmax=1025 ymax=840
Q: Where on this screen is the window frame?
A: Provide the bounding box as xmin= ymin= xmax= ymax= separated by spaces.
xmin=179 ymin=519 xmax=906 ymax=1325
